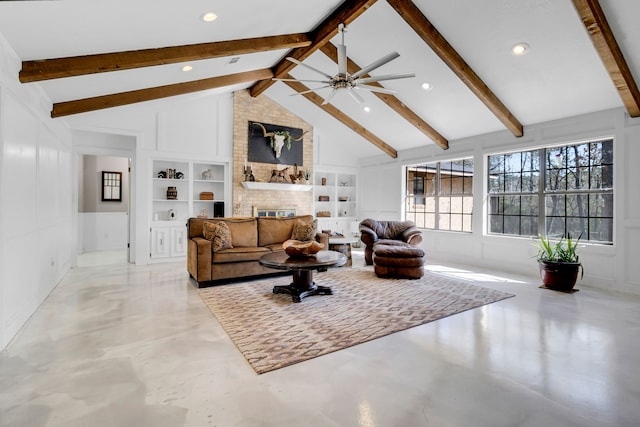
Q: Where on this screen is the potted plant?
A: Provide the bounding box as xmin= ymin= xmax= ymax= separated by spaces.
xmin=302 ymin=169 xmax=311 ymax=184
xmin=534 ymin=233 xmax=583 ymax=292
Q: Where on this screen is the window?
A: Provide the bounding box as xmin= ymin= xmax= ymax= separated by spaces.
xmin=487 ymin=139 xmax=613 ymax=243
xmin=101 ymin=171 xmax=122 ymax=202
xmin=405 ymin=159 xmax=473 ymax=232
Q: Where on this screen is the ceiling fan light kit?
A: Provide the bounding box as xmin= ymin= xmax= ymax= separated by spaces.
xmin=274 ymin=23 xmax=415 ymax=106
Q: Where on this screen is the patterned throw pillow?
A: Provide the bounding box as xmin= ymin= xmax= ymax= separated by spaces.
xmin=203 ymin=221 xmax=233 ymax=252
xmin=291 ymin=219 xmax=317 ymax=241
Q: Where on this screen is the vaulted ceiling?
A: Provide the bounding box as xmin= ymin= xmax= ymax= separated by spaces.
xmin=1 ymin=0 xmax=639 ymax=159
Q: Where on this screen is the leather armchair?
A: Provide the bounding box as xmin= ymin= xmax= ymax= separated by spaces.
xmin=359 ymin=218 xmax=423 ymax=265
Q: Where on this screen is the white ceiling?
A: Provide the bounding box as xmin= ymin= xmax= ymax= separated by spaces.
xmin=0 ymin=0 xmax=638 ymax=158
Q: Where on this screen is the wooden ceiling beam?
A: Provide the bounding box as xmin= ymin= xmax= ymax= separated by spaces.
xmin=319 ymin=43 xmax=448 ymax=150
xmin=387 ymin=0 xmax=524 ymax=137
xmin=20 ymin=34 xmax=310 ymax=82
xmin=283 ymin=78 xmax=397 ymax=158
xmin=249 ymin=0 xmax=378 ymax=97
xmin=572 ymin=0 xmax=640 ymax=117
xmin=51 ymin=68 xmax=273 ymax=118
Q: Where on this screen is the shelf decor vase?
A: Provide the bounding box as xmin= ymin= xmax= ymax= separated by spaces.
xmin=166 ymin=186 xmax=177 ymax=200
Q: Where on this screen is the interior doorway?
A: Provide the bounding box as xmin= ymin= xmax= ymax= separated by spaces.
xmin=76 ymin=154 xmax=131 ymax=267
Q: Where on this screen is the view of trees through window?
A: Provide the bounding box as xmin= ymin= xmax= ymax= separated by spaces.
xmin=405 ymin=159 xmax=473 ymax=232
xmin=488 ymin=139 xmax=613 ymax=243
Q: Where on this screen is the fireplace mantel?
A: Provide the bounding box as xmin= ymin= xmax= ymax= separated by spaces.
xmin=241 ymin=182 xmax=312 ymax=192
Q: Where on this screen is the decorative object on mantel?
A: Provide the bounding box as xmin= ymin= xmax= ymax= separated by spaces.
xmin=269 ymin=166 xmax=290 ymax=183
xmin=166 ymin=186 xmax=177 ymax=200
xmin=302 ymin=169 xmax=311 ymax=184
xmin=248 ymin=121 xmax=305 ymax=165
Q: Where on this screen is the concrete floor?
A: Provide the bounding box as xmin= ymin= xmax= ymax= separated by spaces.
xmin=1 ymin=256 xmax=639 ymax=427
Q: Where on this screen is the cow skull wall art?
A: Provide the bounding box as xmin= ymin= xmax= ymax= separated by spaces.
xmin=252 ymin=122 xmax=307 ymax=158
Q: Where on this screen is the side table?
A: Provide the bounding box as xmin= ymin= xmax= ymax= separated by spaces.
xmin=328 ymin=237 xmax=357 ymax=267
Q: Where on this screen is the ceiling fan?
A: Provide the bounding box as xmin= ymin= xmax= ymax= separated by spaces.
xmin=274 ymin=24 xmax=415 ymax=105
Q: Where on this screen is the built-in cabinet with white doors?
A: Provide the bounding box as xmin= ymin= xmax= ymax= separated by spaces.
xmin=150 ymin=159 xmax=227 ymax=260
xmin=313 ymin=170 xmax=359 ymax=236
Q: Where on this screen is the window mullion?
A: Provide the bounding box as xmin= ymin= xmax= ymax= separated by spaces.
xmin=538 ymin=148 xmax=546 ymax=235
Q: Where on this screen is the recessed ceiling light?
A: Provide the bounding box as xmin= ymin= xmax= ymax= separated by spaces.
xmin=182 ymin=65 xmax=193 ymax=72
xmin=201 ymin=12 xmax=218 ymax=22
xmin=363 ymin=106 xmax=371 ymax=113
xmin=421 ymin=82 xmax=433 ymax=91
xmin=511 ymin=43 xmax=529 ymax=56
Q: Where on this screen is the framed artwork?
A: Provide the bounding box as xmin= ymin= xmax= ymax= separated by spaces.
xmin=102 ymin=171 xmax=122 ymax=202
xmin=248 ymin=121 xmax=304 ymax=165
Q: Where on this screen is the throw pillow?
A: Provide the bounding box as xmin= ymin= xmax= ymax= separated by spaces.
xmin=203 ymin=221 xmax=233 ymax=252
xmin=291 ymin=219 xmax=317 ymax=241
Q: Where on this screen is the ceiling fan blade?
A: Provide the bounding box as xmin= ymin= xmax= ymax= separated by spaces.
xmin=286 ymin=57 xmax=333 ymax=79
xmin=337 ymin=44 xmax=348 ymax=77
xmin=348 ymin=89 xmax=365 ymax=104
xmin=351 ymin=52 xmax=400 ymax=79
xmin=321 ymin=89 xmax=338 ymax=105
xmin=291 ymin=85 xmax=330 ymax=95
xmin=273 ymin=78 xmax=331 ymax=84
xmin=357 ymin=73 xmax=415 ymax=84
xmin=355 ymin=84 xmax=397 ymax=95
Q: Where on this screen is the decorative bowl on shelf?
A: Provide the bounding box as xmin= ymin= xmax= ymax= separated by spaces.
xmin=316 ymin=211 xmax=331 ymax=217
xmin=338 ymin=196 xmax=349 ymax=202
xmin=283 ymin=239 xmax=324 ymax=257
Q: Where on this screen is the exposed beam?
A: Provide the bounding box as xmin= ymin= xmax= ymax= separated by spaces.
xmin=21 ymin=34 xmax=310 ymax=82
xmin=283 ymin=78 xmax=397 ymax=158
xmin=51 ymin=68 xmax=273 ymax=118
xmin=386 ymin=0 xmax=524 ymax=137
xmin=572 ymin=0 xmax=640 ymax=117
xmin=319 ymin=43 xmax=448 ymax=150
xmin=249 ymin=0 xmax=378 ymax=97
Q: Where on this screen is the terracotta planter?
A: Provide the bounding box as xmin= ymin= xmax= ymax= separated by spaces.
xmin=538 ymin=260 xmax=582 ymax=291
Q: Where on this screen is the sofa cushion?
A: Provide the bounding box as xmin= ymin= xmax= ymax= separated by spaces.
xmin=212 ymin=246 xmax=271 ymax=263
xmin=224 ymin=218 xmax=258 ymax=247
xmin=257 ymin=215 xmax=314 ymax=246
xmin=291 ymin=219 xmax=317 ymax=241
xmin=203 ymin=221 xmax=233 ymax=252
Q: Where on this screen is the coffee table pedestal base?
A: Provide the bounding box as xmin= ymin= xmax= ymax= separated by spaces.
xmin=272 ymin=269 xmax=332 ymax=303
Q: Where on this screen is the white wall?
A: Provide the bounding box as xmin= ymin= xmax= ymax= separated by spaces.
xmin=360 ymin=108 xmax=640 ymax=295
xmin=66 ymin=90 xmax=235 ymax=264
xmin=0 ymin=35 xmax=73 ymax=349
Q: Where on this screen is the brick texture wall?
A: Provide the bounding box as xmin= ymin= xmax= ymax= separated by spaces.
xmin=233 ymin=90 xmax=313 ymax=217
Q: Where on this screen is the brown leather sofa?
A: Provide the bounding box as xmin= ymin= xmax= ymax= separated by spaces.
xmin=359 ymin=218 xmax=423 ymax=265
xmin=187 ymin=215 xmax=328 ymax=287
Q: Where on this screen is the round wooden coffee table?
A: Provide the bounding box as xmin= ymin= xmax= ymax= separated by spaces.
xmin=259 ymin=250 xmax=347 ymax=302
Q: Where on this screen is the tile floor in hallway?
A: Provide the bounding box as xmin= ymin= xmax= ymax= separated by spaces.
xmin=1 ymin=256 xmax=640 ymax=427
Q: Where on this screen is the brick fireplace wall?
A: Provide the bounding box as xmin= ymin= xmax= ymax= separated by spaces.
xmin=232 ymin=90 xmax=314 ymax=217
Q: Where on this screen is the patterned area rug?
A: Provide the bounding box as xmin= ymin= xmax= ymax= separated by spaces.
xmin=198 ymin=268 xmax=514 ymax=374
